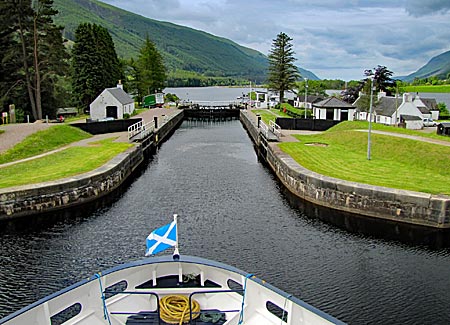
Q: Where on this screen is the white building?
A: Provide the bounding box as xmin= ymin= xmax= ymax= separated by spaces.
xmin=313 ymin=97 xmax=356 ymax=121
xmin=354 ymin=92 xmax=439 ymax=129
xmin=90 ymin=82 xmax=135 ymax=120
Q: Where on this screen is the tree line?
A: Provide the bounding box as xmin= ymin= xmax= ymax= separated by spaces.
xmin=0 ymin=0 xmax=166 ymax=122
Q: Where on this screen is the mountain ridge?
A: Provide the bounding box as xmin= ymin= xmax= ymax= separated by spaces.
xmin=396 ymin=50 xmax=450 ymax=81
xmin=53 ymin=0 xmax=319 ymax=82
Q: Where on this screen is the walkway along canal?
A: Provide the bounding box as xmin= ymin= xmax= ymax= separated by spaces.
xmin=240 ymin=111 xmax=450 ymax=228
xmin=1 ymin=119 xmax=450 ymax=325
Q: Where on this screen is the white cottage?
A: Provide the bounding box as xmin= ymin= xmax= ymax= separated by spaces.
xmin=313 ymin=97 xmax=355 ymax=121
xmin=90 ymin=82 xmax=135 ymax=120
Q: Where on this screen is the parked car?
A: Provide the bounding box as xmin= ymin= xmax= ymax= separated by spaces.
xmin=423 ymin=118 xmax=437 ymax=127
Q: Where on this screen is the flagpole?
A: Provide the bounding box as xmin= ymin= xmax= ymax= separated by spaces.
xmin=173 ymin=214 xmax=180 ymax=260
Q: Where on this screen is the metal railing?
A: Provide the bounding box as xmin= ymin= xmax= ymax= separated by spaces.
xmin=259 ymin=121 xmax=269 ymax=138
xmin=269 ymin=120 xmax=281 ymax=139
xmin=128 ymin=120 xmax=155 ymax=141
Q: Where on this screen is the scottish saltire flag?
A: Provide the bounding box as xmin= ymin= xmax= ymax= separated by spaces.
xmin=145 ymin=220 xmax=177 ymax=256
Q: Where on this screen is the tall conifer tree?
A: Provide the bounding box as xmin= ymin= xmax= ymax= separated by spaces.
xmin=136 ymin=36 xmax=167 ymax=100
xmin=72 ymin=23 xmax=122 ymax=109
xmin=267 ymin=32 xmax=299 ymax=104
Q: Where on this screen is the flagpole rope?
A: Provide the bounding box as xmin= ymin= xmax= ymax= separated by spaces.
xmin=238 ymin=273 xmax=254 ymax=325
xmin=95 ymin=273 xmax=112 ymax=325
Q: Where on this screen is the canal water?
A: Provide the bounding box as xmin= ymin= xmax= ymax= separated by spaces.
xmin=1 ymin=119 xmax=450 ymax=324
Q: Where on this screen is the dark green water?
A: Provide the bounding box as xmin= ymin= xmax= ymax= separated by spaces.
xmin=1 ymin=120 xmax=450 ymax=324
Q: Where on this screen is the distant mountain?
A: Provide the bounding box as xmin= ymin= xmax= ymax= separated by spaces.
xmin=397 ymin=50 xmax=450 ymax=81
xmin=52 ymin=0 xmax=319 ymax=82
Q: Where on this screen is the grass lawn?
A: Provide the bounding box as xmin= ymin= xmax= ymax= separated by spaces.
xmin=252 ymin=109 xmax=291 ymax=125
xmin=400 ymin=85 xmax=450 ymax=93
xmin=0 ymin=125 xmax=91 ymax=164
xmin=332 ymin=121 xmax=450 ymax=142
xmin=279 ymin=122 xmax=450 ymax=195
xmin=0 ymin=138 xmax=132 ymax=188
xmin=252 ymin=110 xmax=278 ymax=124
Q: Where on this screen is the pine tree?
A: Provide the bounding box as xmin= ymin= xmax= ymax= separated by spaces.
xmin=267 ymin=32 xmax=300 ymax=103
xmin=1 ymin=0 xmax=67 ymax=120
xmin=136 ymin=36 xmax=167 ymax=101
xmin=72 ymin=23 xmax=123 ymax=110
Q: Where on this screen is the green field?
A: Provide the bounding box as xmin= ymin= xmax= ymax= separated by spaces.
xmin=0 ymin=138 xmax=132 ymax=188
xmin=0 ymin=125 xmax=91 ymax=164
xmin=252 ymin=109 xmax=290 ymax=124
xmin=279 ymin=122 xmax=450 ymax=195
xmin=400 ymin=84 xmax=450 ymax=93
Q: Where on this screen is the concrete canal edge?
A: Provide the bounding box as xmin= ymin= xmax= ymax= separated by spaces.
xmin=0 ymin=111 xmax=184 ymax=221
xmin=240 ymin=111 xmax=450 ymax=229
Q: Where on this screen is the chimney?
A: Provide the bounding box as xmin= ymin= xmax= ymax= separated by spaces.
xmin=377 ymin=91 xmax=386 ymax=100
xmin=403 ymin=93 xmax=412 ymax=103
xmin=117 ymin=80 xmax=123 ymax=89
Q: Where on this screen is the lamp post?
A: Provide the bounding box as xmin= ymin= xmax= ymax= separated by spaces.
xmin=367 ymin=76 xmax=374 ymax=160
xmin=304 ymin=78 xmax=308 ymax=118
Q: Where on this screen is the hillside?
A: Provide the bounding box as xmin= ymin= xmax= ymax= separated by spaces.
xmin=399 ymin=50 xmax=450 ymax=81
xmin=53 ymin=0 xmax=319 ymax=82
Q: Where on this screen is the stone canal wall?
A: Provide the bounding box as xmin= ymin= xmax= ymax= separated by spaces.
xmin=0 ymin=111 xmax=184 ymax=220
xmin=240 ymin=111 xmax=450 ymax=228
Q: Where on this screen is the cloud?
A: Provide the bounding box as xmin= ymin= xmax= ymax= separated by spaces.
xmin=100 ymin=0 xmax=450 ymax=80
xmin=405 ymin=0 xmax=450 ymax=16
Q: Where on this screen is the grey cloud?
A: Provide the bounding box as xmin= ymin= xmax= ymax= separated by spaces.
xmin=405 ymin=0 xmax=450 ymax=16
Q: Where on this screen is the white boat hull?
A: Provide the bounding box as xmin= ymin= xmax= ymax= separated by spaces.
xmin=0 ymin=255 xmax=344 ymax=325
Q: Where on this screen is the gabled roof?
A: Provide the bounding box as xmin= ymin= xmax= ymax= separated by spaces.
xmin=400 ymin=114 xmax=422 ymax=121
xmin=417 ymin=106 xmax=430 ymax=114
xmin=106 ymin=88 xmax=134 ymax=105
xmin=373 ymin=97 xmax=399 ymax=117
xmin=416 ymin=97 xmax=438 ymax=111
xmin=313 ymin=97 xmax=353 ymax=108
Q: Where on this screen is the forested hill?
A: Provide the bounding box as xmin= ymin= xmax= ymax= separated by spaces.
xmin=399 ymin=50 xmax=450 ymax=82
xmin=53 ymin=0 xmax=319 ymax=82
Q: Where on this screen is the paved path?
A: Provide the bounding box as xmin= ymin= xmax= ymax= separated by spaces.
xmin=357 ymin=129 xmax=450 ymax=147
xmin=0 ymin=107 xmax=180 ymax=167
xmin=0 ymin=122 xmax=53 ymax=153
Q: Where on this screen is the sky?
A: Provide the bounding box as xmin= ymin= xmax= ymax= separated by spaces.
xmin=101 ymin=0 xmax=450 ymax=81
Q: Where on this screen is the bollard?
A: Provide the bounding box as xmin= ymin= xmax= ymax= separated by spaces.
xmin=46 ymin=115 xmax=48 ymax=124
xmin=257 ymin=115 xmax=261 ymax=128
xmin=27 ymin=115 xmax=30 ymax=123
xmin=154 ymin=116 xmax=158 ymax=129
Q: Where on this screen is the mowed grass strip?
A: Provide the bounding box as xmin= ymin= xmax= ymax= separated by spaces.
xmin=279 ymin=129 xmax=450 ymax=195
xmin=331 ymin=120 xmax=450 ymax=142
xmin=0 ymin=138 xmax=132 ymax=188
xmin=0 ymin=125 xmax=91 ymax=164
xmin=252 ymin=110 xmax=278 ymax=124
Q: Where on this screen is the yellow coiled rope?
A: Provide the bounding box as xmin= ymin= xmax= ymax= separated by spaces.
xmin=159 ymin=295 xmax=201 ymax=324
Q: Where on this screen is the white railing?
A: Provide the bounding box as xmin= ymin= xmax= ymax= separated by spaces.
xmin=128 ymin=120 xmax=155 ymax=141
xmin=259 ymin=121 xmax=269 ymax=138
xmin=269 ymin=120 xmax=281 ymax=139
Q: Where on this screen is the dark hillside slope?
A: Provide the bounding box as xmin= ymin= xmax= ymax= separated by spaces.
xmin=53 ymin=0 xmax=267 ymax=80
xmin=53 ymin=0 xmax=319 ymax=82
xmin=399 ymin=50 xmax=450 ymax=81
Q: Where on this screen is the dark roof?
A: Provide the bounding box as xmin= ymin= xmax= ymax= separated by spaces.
xmin=373 ymin=97 xmax=400 ymax=117
xmin=420 ymin=98 xmax=438 ymax=111
xmin=400 ymin=114 xmax=422 ymax=121
xmin=417 ymin=106 xmax=430 ymax=114
xmin=296 ymin=95 xmax=324 ymax=103
xmin=56 ymin=107 xmax=77 ymax=115
xmin=106 ymin=88 xmax=134 ymax=105
xmin=313 ymin=97 xmax=353 ymax=108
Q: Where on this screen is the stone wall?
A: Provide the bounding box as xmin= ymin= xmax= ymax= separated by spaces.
xmin=0 ymin=111 xmax=184 ymax=221
xmin=240 ymin=111 xmax=450 ymax=228
xmin=0 ymin=146 xmax=144 ymax=220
